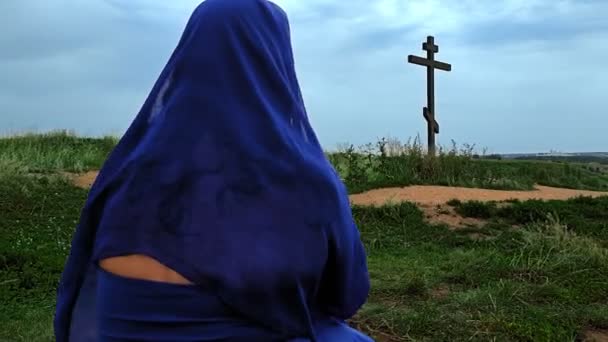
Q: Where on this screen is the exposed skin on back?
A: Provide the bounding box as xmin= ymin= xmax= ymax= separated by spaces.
xmin=100 ymin=255 xmax=193 ymax=285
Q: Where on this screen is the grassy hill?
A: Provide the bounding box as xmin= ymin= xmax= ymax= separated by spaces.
xmin=1 ymin=132 xmax=607 ymax=341
xmin=2 ymin=131 xmax=608 ymax=193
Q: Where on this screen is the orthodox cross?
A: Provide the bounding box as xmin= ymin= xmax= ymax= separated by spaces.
xmin=407 ymin=36 xmax=451 ymax=155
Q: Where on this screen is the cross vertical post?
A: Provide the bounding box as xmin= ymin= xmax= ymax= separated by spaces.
xmin=408 ymin=36 xmax=452 ymax=155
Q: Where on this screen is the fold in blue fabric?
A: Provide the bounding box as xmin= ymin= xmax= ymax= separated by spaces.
xmin=96 ymin=267 xmax=371 ymax=342
xmin=54 ymin=0 xmax=372 ymax=341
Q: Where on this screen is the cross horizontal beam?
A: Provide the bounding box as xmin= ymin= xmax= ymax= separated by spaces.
xmin=407 ymin=55 xmax=452 ymax=72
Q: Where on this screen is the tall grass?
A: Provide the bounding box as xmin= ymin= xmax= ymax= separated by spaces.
xmin=1 ymin=132 xmax=607 ymax=193
xmin=450 ymin=196 xmax=608 ymax=245
xmin=329 ymin=136 xmax=608 ymax=193
xmin=0 ymin=130 xmax=117 ymax=173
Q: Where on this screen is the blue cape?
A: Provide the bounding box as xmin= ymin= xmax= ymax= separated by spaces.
xmin=54 ymin=0 xmax=370 ymax=340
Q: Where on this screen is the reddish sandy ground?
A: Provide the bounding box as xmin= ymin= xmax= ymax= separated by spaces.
xmin=65 ymin=171 xmax=100 ymax=189
xmin=68 ymin=170 xmax=608 ymax=204
xmin=349 ymin=184 xmax=608 ymax=207
xmin=66 ymin=170 xmax=608 ymax=229
xmin=583 ymin=329 xmax=608 ymax=342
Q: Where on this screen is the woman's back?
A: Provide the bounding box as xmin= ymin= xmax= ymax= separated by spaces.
xmin=54 ymin=0 xmax=372 ymax=340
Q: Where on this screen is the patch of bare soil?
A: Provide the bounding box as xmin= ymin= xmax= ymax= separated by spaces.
xmin=581 ymin=329 xmax=608 ymax=342
xmin=63 ymin=171 xmax=99 ymax=189
xmin=350 ymin=185 xmax=608 ymax=206
xmin=66 ymin=170 xmax=608 ymax=210
xmin=430 ymin=284 xmax=450 ymax=300
xmin=418 ymin=203 xmax=487 ymax=229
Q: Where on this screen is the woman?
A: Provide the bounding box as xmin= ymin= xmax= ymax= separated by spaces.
xmin=54 ymin=0 xmax=372 ymax=341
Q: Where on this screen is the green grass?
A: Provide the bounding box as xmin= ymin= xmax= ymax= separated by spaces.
xmin=0 ymin=171 xmax=87 ymax=341
xmin=329 ymin=137 xmax=608 ymax=193
xmin=3 ymin=131 xmax=607 ymax=192
xmin=0 ymin=130 xmax=117 ymax=173
xmin=352 ymin=203 xmax=608 ymax=341
xmin=450 ymin=197 xmax=608 ymax=245
xmin=1 ymin=133 xmax=607 ymax=341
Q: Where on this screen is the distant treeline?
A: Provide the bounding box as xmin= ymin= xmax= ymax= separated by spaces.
xmin=513 ymin=155 xmax=608 ymax=165
xmin=473 ymin=154 xmax=503 ymax=160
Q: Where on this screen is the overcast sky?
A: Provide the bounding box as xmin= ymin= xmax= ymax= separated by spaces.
xmin=1 ymin=0 xmax=606 ymax=153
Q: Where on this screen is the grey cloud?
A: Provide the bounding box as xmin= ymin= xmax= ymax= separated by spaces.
xmin=338 ymin=24 xmax=421 ymax=53
xmin=287 ymin=0 xmax=367 ymax=24
xmin=0 ymin=2 xmax=115 ymax=61
xmin=1 ymin=0 xmax=607 ymax=153
xmin=457 ymin=3 xmax=608 ymax=47
xmin=0 ymin=1 xmax=184 ymax=93
xmin=0 ymin=0 xmax=187 ymax=137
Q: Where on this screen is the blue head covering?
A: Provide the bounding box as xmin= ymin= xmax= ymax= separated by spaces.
xmin=54 ymin=0 xmax=370 ymax=340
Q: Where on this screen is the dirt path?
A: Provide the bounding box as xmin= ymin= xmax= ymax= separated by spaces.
xmin=349 ymin=185 xmax=608 ymax=206
xmin=582 ymin=329 xmax=608 ymax=342
xmin=68 ymin=171 xmax=608 ymax=206
xmin=65 ymin=171 xmax=99 ymax=189
xmin=66 ymin=170 xmax=608 ymax=229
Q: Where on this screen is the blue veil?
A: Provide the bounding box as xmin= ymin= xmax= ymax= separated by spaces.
xmin=54 ymin=0 xmax=370 ymax=340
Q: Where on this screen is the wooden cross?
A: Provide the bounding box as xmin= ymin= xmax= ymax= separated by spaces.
xmin=407 ymin=36 xmax=451 ymax=155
